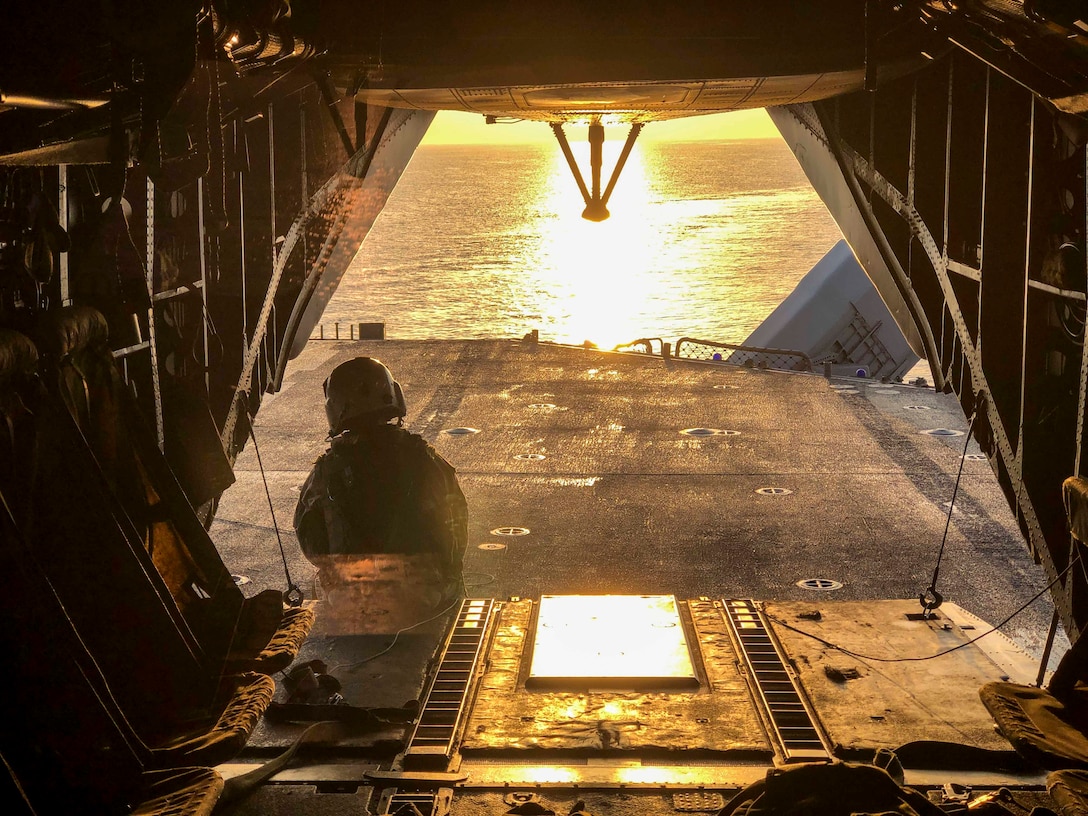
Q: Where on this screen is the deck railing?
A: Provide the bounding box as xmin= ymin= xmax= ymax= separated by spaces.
xmin=309 ymin=327 xmax=812 ymax=374
xmin=673 ymin=337 xmax=813 ymax=372
xmin=309 ymin=322 xmax=385 ymax=341
xmin=613 ymin=337 xmax=664 ymax=355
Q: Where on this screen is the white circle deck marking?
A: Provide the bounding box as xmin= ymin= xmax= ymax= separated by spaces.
xmin=443 ymin=427 xmax=480 ymax=435
xmin=490 ymin=527 xmax=530 ymax=537
xmin=796 ymin=578 xmax=843 ymax=591
xmin=756 ymin=487 xmax=793 ymax=496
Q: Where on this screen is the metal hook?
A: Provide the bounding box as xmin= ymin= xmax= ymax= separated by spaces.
xmin=919 ymin=586 xmax=943 ymax=617
xmin=285 ymin=583 xmax=304 ymax=608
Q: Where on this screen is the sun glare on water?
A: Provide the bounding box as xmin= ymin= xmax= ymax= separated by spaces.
xmin=516 ymin=139 xmax=675 ymax=349
xmin=324 ymin=121 xmax=844 ymax=346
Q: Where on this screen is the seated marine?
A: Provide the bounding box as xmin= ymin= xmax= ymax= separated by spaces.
xmin=293 ymin=357 xmax=467 ymax=600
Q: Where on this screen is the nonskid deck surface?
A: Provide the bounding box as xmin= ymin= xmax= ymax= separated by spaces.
xmin=214 ymin=338 xmax=1054 ymax=648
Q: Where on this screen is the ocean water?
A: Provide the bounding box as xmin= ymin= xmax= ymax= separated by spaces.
xmin=322 ymin=138 xmax=845 ymax=349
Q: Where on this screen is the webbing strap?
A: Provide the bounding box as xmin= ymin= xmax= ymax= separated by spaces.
xmin=217 ymin=721 xmax=347 ymax=809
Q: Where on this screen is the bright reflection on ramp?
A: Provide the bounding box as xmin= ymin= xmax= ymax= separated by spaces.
xmin=460 ymin=761 xmax=769 ymax=788
xmin=527 ymin=595 xmax=698 ymax=690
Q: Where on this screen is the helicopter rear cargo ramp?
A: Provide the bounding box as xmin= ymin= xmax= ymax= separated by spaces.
xmin=210 ymin=339 xmax=1057 ymax=803
xmin=218 ymin=592 xmax=1042 ymax=801
xmin=457 ymin=596 xmax=1034 ymax=769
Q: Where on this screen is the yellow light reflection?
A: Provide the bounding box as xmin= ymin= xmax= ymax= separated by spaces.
xmin=563 ymin=701 xmax=586 ymax=720
xmin=530 ymin=595 xmax=695 ymax=683
xmin=615 ymin=766 xmax=700 ymax=786
xmin=519 ymin=136 xmax=668 ymax=350
xmin=517 ymin=766 xmax=580 ymax=785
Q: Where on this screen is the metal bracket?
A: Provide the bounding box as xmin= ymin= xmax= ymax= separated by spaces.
xmin=366 ymin=771 xmax=468 ymax=785
xmin=550 ymin=121 xmax=643 ymax=221
xmin=376 ymin=788 xmax=454 ymax=816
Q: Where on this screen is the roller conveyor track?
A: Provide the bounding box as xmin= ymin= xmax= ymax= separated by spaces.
xmin=722 ymin=599 xmax=829 ymax=763
xmin=402 ymin=599 xmax=495 ymax=770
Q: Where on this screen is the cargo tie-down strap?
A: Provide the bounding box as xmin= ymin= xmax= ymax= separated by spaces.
xmin=217 ymin=720 xmax=347 ymax=809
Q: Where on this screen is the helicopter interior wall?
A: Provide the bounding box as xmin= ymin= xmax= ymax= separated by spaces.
xmin=771 ymin=51 xmax=1088 ymax=653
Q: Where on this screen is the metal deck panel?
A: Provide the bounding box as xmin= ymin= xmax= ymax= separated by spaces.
xmin=764 ymin=599 xmax=1036 ymax=755
xmin=528 ymin=595 xmax=698 ymax=690
xmin=461 ymin=599 xmax=770 ymax=755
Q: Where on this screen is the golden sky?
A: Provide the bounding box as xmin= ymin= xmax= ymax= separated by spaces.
xmin=421 ymin=108 xmax=779 ymax=145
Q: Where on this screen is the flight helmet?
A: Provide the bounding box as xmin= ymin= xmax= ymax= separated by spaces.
xmin=323 ymin=357 xmax=406 ymax=433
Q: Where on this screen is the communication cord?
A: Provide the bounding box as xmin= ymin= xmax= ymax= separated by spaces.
xmin=766 ymin=555 xmax=1075 ymax=664
xmin=341 ymin=596 xmax=462 ymax=669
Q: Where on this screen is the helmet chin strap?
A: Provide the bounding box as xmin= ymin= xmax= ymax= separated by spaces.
xmin=328 ymin=412 xmax=404 ymax=439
